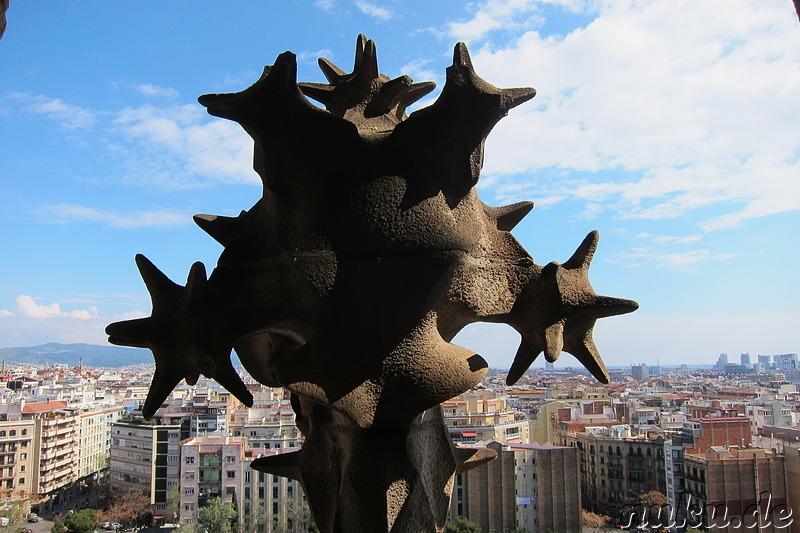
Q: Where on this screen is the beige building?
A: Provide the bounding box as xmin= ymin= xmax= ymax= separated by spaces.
xmin=76 ymin=406 xmax=124 ymax=481
xmin=240 ymin=449 xmax=311 ymax=532
xmin=22 ymin=401 xmax=77 ymax=507
xmin=230 ymin=389 xmax=302 ymax=451
xmin=443 ymin=390 xmax=530 ymax=445
xmin=109 ymin=419 xmax=182 ymax=514
xmin=0 ymin=417 xmax=36 ymax=497
xmin=562 ymin=431 xmax=666 ymax=515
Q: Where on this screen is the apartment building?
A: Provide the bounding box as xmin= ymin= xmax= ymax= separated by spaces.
xmin=22 ymin=401 xmax=77 ymax=507
xmin=185 ymin=389 xmax=233 ymax=436
xmin=178 ymin=435 xmax=247 ymax=524
xmin=443 ymin=390 xmax=530 ymax=445
xmin=0 ymin=417 xmax=35 ymax=496
xmin=109 ymin=419 xmax=182 ymax=513
xmin=683 ymin=447 xmax=789 ymax=533
xmin=76 ymin=405 xmax=124 ymax=482
xmin=240 ymin=449 xmax=310 ymax=532
xmin=230 ymin=389 xmax=301 ymax=450
xmin=562 ymin=430 xmax=666 ymax=515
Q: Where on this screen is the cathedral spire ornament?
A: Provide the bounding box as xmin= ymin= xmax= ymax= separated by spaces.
xmin=108 ymin=36 xmax=637 ymax=533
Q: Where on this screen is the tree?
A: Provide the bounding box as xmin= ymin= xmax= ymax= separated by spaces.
xmin=443 ymin=517 xmax=482 ymax=533
xmin=61 ymin=509 xmax=99 ymax=533
xmin=631 ymin=490 xmax=669 ymax=528
xmin=165 ymin=484 xmax=181 ymax=523
xmin=633 ymin=490 xmax=667 ymax=508
xmin=199 ymin=497 xmax=238 ymax=533
xmin=97 ymin=488 xmax=153 ymax=527
xmin=581 ymin=509 xmax=610 ymax=533
xmin=0 ymin=497 xmax=29 ymax=530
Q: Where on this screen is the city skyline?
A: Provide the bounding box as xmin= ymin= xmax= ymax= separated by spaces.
xmin=1 ymin=1 xmax=799 ymax=370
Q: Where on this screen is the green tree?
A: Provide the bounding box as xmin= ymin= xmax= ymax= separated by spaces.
xmin=444 ymin=517 xmax=482 ymax=533
xmin=199 ymin=497 xmax=238 ymax=533
xmin=165 ymin=484 xmax=181 ymax=523
xmin=61 ymin=509 xmax=99 ymax=533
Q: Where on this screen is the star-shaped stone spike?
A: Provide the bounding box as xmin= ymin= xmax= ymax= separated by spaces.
xmin=505 ymin=232 xmax=638 ymax=386
xmin=105 ymin=256 xmax=253 ymax=418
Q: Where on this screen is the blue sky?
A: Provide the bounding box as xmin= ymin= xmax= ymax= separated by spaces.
xmin=1 ymin=0 xmax=798 ymax=369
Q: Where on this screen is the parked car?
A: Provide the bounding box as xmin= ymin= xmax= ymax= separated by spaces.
xmin=27 ymin=512 xmax=40 ymax=523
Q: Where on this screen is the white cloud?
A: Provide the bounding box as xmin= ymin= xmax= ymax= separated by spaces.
xmin=297 ymin=49 xmax=335 ymax=65
xmin=458 ymin=0 xmax=800 ymax=234
xmin=42 ymin=203 xmax=189 ymax=229
xmin=448 ymin=0 xmax=545 ymax=42
xmin=619 ymin=248 xmax=738 ymax=268
xmin=0 ymin=310 xmax=14 ymax=318
xmin=113 ymin=104 xmax=258 ymax=188
xmin=15 ymin=295 xmax=98 ymax=320
xmin=134 ymin=83 xmax=180 ymax=98
xmin=354 ymin=1 xmax=394 ymax=21
xmin=314 ymin=0 xmax=335 ymax=12
xmin=11 ymin=93 xmax=96 ymax=129
xmin=634 ymin=233 xmax=702 ymax=245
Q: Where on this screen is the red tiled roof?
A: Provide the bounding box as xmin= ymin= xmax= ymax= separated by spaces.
xmin=22 ymin=401 xmax=68 ymax=413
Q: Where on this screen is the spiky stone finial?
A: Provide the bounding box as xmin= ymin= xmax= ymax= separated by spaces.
xmin=298 ymin=34 xmax=436 ymax=133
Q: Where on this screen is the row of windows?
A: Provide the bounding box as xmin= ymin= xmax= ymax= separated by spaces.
xmin=0 ymin=429 xmax=29 ymax=437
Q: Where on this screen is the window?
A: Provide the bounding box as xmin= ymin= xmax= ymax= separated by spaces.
xmin=185 ymin=471 xmax=195 ymax=479
xmin=227 ymin=470 xmax=236 ymax=479
xmin=185 ymin=456 xmax=195 ymax=464
xmin=226 ymin=455 xmax=236 ymax=463
xmin=226 ymin=487 xmax=236 ymax=495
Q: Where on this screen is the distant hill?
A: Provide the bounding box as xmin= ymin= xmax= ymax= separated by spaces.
xmin=0 ymin=343 xmax=152 ymax=368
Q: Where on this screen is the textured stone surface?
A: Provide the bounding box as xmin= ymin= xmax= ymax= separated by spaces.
xmin=0 ymin=0 xmax=8 ymax=41
xmin=107 ymin=35 xmax=637 ymax=532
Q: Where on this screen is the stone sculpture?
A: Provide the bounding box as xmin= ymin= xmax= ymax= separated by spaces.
xmin=107 ymin=35 xmax=638 ymax=532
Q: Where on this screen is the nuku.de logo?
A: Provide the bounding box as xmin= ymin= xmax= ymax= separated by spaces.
xmin=618 ymin=491 xmax=793 ymax=530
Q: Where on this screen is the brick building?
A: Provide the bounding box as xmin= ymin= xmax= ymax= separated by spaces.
xmin=685 ymin=417 xmax=751 ymax=454
xmin=683 ymin=447 xmax=790 ymax=532
xmin=562 ymin=431 xmax=666 ymax=515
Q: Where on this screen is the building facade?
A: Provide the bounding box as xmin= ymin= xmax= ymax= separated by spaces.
xmin=109 ymin=419 xmax=182 ymax=513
